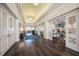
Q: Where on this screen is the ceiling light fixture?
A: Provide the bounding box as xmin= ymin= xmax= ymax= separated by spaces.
xmin=28 ymin=12 xmax=35 ymax=16
xmin=29 ymin=18 xmax=33 ymax=20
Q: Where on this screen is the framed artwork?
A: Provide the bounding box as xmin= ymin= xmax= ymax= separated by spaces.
xmin=68 ymin=16 xmax=76 ymax=25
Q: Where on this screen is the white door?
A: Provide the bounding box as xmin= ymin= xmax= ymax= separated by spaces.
xmin=0 ymin=9 xmax=8 ymax=55
xmin=0 ymin=8 xmax=1 ymax=55
xmin=7 ymin=16 xmax=15 ymax=48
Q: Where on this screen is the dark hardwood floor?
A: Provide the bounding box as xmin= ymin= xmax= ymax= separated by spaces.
xmin=4 ymin=34 xmax=79 ymax=56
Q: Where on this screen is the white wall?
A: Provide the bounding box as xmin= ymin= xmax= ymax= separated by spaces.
xmin=43 ymin=21 xmax=51 ymax=39
xmin=35 ymin=3 xmax=79 ymax=25
xmin=25 ymin=27 xmax=32 ymax=31
xmin=0 ymin=4 xmax=21 ymax=55
xmin=35 ymin=3 xmax=79 ymax=40
xmin=35 ymin=3 xmax=79 ymax=52
xmin=65 ymin=9 xmax=79 ymax=52
xmin=15 ymin=19 xmax=20 ymax=41
xmin=43 ymin=4 xmax=79 ymax=40
xmin=25 ymin=27 xmax=35 ymax=32
xmin=6 ymin=3 xmax=22 ymax=21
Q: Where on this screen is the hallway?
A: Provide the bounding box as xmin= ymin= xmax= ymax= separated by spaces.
xmin=4 ymin=33 xmax=79 ymax=56
xmin=0 ymin=3 xmax=79 ymax=56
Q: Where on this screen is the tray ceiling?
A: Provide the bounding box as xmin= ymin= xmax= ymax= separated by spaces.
xmin=21 ymin=3 xmax=50 ymax=23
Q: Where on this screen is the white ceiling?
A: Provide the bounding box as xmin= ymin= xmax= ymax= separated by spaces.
xmin=20 ymin=3 xmax=51 ymax=23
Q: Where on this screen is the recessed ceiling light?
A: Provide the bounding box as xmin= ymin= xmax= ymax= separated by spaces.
xmin=34 ymin=3 xmax=39 ymax=6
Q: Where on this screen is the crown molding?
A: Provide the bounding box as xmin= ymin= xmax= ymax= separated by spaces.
xmin=34 ymin=3 xmax=61 ymax=26
xmin=16 ymin=4 xmax=25 ymax=23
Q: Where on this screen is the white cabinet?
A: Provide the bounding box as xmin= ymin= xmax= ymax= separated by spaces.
xmin=1 ymin=36 xmax=8 ymax=55
xmin=7 ymin=16 xmax=15 ymax=48
xmin=0 ymin=7 xmax=16 ymax=56
xmin=65 ymin=9 xmax=79 ymax=52
xmin=0 ymin=8 xmax=1 ymax=56
xmin=0 ymin=9 xmax=8 ymax=55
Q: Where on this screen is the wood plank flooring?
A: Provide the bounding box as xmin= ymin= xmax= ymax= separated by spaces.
xmin=4 ymin=35 xmax=79 ymax=56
